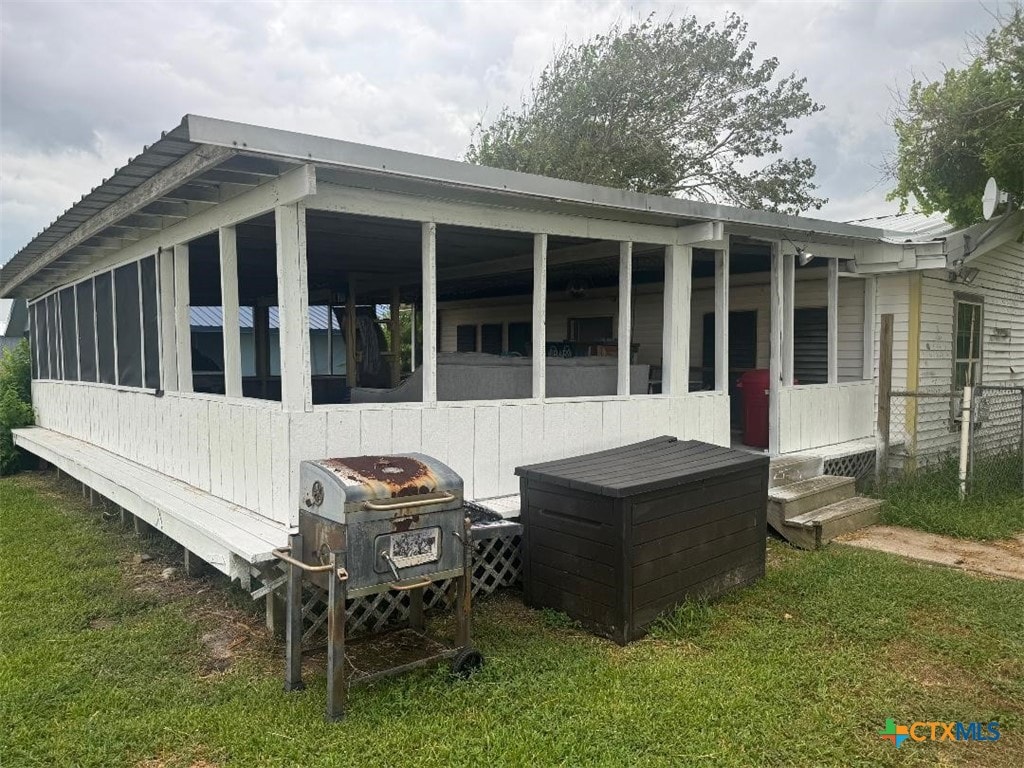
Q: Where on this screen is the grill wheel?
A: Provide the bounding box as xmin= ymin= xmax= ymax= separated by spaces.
xmin=451 ymin=647 xmax=484 ymax=678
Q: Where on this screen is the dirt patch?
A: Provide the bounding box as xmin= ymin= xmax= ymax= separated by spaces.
xmin=837 ymin=525 xmax=1024 ymax=580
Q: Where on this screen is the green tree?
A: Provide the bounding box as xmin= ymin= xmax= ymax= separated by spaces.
xmin=0 ymin=339 xmax=34 ymax=475
xmin=888 ymin=6 xmax=1024 ymax=227
xmin=467 ymin=13 xmax=826 ymax=214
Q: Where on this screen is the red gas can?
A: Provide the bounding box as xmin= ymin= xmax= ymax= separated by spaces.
xmin=737 ymin=369 xmax=771 ymax=449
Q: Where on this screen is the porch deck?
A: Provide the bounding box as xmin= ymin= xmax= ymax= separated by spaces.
xmin=12 ymin=426 xmax=289 ymax=580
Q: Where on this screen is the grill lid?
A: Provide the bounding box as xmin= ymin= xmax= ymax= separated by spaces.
xmin=305 ymin=453 xmax=463 ymax=505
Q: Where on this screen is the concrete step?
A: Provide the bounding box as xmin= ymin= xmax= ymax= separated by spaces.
xmin=768 ymin=475 xmax=856 ymax=520
xmin=767 ymin=454 xmax=824 ymax=488
xmin=785 ymin=496 xmax=883 ymax=550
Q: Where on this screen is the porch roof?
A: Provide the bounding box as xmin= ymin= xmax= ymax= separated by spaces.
xmin=0 ymin=114 xmax=959 ymax=301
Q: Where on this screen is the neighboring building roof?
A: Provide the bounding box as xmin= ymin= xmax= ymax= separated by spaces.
xmin=189 ymin=305 xmax=336 ymax=330
xmin=847 ymin=211 xmax=958 ymax=239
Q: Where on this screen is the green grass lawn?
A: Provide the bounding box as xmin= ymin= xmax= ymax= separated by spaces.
xmin=2 ymin=472 xmax=1022 ymax=768
xmin=876 ymin=454 xmax=1024 ymax=540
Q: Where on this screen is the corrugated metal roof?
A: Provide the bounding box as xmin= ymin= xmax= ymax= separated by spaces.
xmin=189 ymin=305 xmax=335 ymax=330
xmin=0 ymin=120 xmax=200 ymax=289
xmin=3 ymin=114 xmax=967 ymax=301
xmin=847 ymin=211 xmax=957 ymax=238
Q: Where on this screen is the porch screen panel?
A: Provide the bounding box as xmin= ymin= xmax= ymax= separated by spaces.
xmin=28 ymin=303 xmax=38 ymax=379
xmin=94 ymin=272 xmax=116 ymax=385
xmin=47 ymin=295 xmax=60 ymax=379
xmin=140 ymin=256 xmax=160 ymax=388
xmin=76 ymin=280 xmax=97 ymax=382
xmin=59 ymin=287 xmax=79 ymax=381
xmin=114 ymin=263 xmax=142 ymax=387
xmin=36 ymin=301 xmax=49 ymax=379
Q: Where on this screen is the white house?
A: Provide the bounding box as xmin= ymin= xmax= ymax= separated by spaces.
xmin=2 ymin=115 xmax=1021 ymax=582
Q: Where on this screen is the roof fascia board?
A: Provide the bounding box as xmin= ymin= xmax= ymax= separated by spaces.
xmin=184 ymin=114 xmax=890 ymax=242
xmin=24 ymin=164 xmax=317 ymax=298
xmin=1 ymin=145 xmax=236 ymax=297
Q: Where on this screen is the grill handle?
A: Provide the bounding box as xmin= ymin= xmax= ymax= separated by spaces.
xmin=388 ymin=576 xmax=435 ymax=592
xmin=362 ymin=492 xmax=456 ymax=511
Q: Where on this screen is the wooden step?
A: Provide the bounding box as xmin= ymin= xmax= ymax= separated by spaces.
xmin=768 ymin=454 xmax=824 ymax=488
xmin=768 ymin=474 xmax=855 ymax=520
xmin=784 ymin=496 xmax=883 ymax=550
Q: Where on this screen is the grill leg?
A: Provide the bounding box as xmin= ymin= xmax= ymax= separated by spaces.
xmin=284 ymin=533 xmax=305 ymax=693
xmin=409 ymin=587 xmax=425 ymax=632
xmin=326 ymin=549 xmax=348 ymax=722
xmin=455 ymin=516 xmax=472 ymax=648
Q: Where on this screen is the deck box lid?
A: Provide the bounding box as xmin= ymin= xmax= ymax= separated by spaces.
xmin=515 ymin=436 xmax=768 ymax=498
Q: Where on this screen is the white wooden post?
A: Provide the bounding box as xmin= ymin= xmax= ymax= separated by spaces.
xmin=827 ymin=257 xmax=839 ymax=384
xmin=410 ymin=307 xmax=416 ymax=373
xmin=769 ymin=241 xmax=784 ymax=454
xmin=662 ymin=244 xmax=692 ymax=395
xmin=862 ymin=276 xmax=876 ymax=381
xmin=421 ymin=222 xmax=437 ymax=403
xmin=714 ymin=244 xmax=730 ymax=392
xmin=532 ymin=233 xmax=548 ymax=399
xmin=173 ymin=243 xmax=193 ymax=393
xmin=782 ymin=253 xmax=795 ymax=386
xmin=219 ymin=226 xmax=242 ymax=397
xmin=617 ymin=241 xmax=632 ymax=396
xmin=276 ymin=203 xmax=312 ymax=412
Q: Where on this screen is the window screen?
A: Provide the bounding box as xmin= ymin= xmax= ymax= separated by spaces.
xmin=115 ymin=262 xmax=142 ymax=387
xmin=481 ymin=323 xmax=503 ymax=354
xmin=456 ymin=324 xmax=476 ymax=352
xmin=76 ymin=281 xmax=97 ymax=382
xmin=59 ymin=287 xmax=79 ymax=380
xmin=47 ymin=295 xmax=60 ymax=378
xmin=140 ymin=256 xmax=160 ymax=388
xmin=94 ymin=272 xmax=116 ymax=384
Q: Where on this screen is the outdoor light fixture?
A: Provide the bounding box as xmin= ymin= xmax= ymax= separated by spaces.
xmin=946 ymin=266 xmax=980 ymax=285
xmin=796 ymin=247 xmax=815 ymax=267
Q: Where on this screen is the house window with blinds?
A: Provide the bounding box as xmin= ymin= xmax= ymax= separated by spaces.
xmin=953 ymin=296 xmax=983 ymax=390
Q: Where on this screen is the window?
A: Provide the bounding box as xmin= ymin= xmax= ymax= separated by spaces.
xmin=508 ymin=321 xmax=531 ymax=356
xmin=140 ymin=256 xmax=160 ymax=388
xmin=480 ymin=323 xmax=503 ymax=354
xmin=456 ymin=324 xmax=476 ymax=352
xmin=114 ymin=262 xmax=143 ymax=387
xmin=567 ymin=316 xmax=613 ymax=343
xmin=953 ymin=296 xmax=983 ymax=389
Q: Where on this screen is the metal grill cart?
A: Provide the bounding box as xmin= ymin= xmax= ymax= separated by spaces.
xmin=274 ymin=453 xmax=484 ymax=721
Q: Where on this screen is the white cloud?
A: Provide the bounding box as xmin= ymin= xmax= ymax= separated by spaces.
xmin=0 ymin=0 xmax=1002 ymax=263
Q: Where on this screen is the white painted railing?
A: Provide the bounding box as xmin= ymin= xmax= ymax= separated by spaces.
xmin=31 ymin=382 xmax=731 ymax=527
xmin=777 ymin=381 xmax=875 ymax=454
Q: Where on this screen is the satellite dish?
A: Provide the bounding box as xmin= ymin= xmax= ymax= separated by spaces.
xmin=982 ymin=177 xmax=1008 ymax=220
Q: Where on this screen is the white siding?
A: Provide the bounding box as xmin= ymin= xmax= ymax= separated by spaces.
xmin=914 ymin=241 xmax=1024 ymax=458
xmin=441 ymin=268 xmax=868 ymax=381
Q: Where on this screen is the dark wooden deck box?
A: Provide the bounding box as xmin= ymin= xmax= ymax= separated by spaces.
xmin=515 ymin=436 xmax=769 ymax=644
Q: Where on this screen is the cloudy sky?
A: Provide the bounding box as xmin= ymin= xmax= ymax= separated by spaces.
xmin=0 ymin=0 xmax=1002 ymax=281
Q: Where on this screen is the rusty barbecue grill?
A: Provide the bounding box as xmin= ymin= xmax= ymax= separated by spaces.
xmin=274 ymin=453 xmax=482 ymax=721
